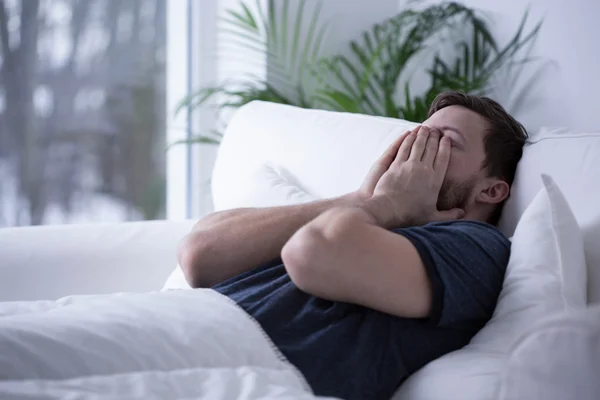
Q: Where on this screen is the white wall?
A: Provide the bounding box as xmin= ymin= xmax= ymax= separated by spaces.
xmin=456 ymin=0 xmax=600 ymax=132
xmin=268 ymin=0 xmax=600 ymax=133
xmin=166 ymin=0 xmax=192 ymax=220
xmin=316 ymin=0 xmax=600 ymax=133
xmin=189 ymin=0 xmax=269 ymax=218
xmin=189 ymin=0 xmax=218 ymax=218
xmin=314 ymin=0 xmax=400 ymax=55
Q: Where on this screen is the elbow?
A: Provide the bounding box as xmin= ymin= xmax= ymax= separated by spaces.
xmin=177 ymin=232 xmax=212 ymax=288
xmin=282 ymin=209 xmax=360 ymax=295
xmin=281 ymin=227 xmax=328 ymax=293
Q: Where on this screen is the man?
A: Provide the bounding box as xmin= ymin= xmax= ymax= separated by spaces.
xmin=178 ymin=92 xmax=528 ymax=400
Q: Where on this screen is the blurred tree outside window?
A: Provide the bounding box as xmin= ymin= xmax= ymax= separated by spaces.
xmin=0 ymin=0 xmax=167 ymax=226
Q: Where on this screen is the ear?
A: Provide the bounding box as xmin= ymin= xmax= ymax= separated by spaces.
xmin=475 ymin=178 xmax=510 ymax=205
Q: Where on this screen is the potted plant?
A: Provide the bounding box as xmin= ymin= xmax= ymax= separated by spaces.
xmin=176 ymin=0 xmax=541 ymax=146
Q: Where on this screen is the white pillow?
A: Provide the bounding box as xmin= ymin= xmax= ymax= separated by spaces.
xmin=394 ymin=175 xmax=587 ymax=400
xmin=499 ymin=127 xmax=600 ymax=303
xmin=162 ymin=163 xmax=316 ymax=290
xmin=498 ymin=305 xmax=600 ymax=400
xmin=233 ymin=163 xmax=318 ymax=209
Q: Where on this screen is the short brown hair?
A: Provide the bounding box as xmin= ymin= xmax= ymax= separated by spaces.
xmin=428 ymin=91 xmax=528 ymax=223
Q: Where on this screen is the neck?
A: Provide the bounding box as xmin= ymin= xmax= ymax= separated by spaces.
xmin=463 ymin=205 xmax=495 ymax=225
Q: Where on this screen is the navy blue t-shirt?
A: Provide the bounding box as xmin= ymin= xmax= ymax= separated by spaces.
xmin=213 ymin=221 xmax=510 ymax=400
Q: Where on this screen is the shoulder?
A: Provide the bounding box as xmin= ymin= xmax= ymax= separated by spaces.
xmin=393 ymin=220 xmax=511 ymax=266
xmin=427 ymin=220 xmax=509 ymax=244
xmin=402 ymin=220 xmax=509 ymax=245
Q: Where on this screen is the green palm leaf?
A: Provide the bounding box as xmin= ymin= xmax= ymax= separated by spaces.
xmin=175 ymin=0 xmax=329 ymax=147
xmin=173 ymin=0 xmax=542 ymax=149
xmin=318 ymin=2 xmax=490 ymax=117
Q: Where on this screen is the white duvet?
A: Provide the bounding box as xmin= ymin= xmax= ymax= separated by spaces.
xmin=0 ymin=289 xmax=338 ymax=399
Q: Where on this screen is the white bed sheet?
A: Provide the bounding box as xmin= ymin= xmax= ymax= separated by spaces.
xmin=0 ymin=367 xmax=335 ymax=400
xmin=0 ymin=290 xmax=337 ymax=400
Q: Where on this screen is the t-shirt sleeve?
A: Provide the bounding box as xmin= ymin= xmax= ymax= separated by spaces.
xmin=393 ymin=221 xmax=510 ymax=327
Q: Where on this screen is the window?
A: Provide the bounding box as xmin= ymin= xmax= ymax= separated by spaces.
xmin=0 ymin=0 xmax=169 ymax=226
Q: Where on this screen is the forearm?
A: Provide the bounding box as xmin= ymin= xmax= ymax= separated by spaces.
xmin=282 ymin=204 xmax=432 ymax=318
xmin=179 ymin=194 xmax=360 ymax=288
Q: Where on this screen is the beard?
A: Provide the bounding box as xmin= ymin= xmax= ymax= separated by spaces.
xmin=437 ymin=175 xmax=477 ymax=212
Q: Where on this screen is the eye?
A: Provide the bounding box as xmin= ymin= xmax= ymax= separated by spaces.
xmin=448 ymin=139 xmax=462 ymax=150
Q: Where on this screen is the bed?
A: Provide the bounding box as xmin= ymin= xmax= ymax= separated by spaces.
xmin=1 ymin=102 xmax=599 ymax=399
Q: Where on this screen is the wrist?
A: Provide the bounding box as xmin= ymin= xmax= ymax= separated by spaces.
xmin=325 ymin=194 xmax=389 ymax=227
xmin=359 ymin=197 xmax=409 ymax=229
xmin=337 ymin=191 xmax=369 ymax=208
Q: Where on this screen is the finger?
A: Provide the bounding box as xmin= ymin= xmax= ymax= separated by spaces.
xmin=434 ymin=208 xmax=465 ymax=222
xmin=378 ymin=130 xmax=411 ymax=167
xmin=395 ymin=126 xmax=420 ymax=163
xmin=362 ymin=131 xmax=411 ymax=191
xmin=433 ymin=136 xmax=452 ymax=185
xmin=422 ymin=128 xmax=440 ymax=165
xmin=408 ymin=125 xmax=430 ymax=161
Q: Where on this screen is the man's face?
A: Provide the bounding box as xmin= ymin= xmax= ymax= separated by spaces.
xmin=422 ymin=105 xmax=490 ymax=211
